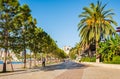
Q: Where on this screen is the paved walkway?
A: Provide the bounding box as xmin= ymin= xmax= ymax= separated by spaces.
xmin=1 ymin=62 xmax=120 ymax=79
xmin=0 ymin=69 xmax=66 ymax=79
xmin=54 ymin=66 xmax=120 ymax=79
xmin=54 ymin=68 xmax=84 ymax=79
xmin=82 ymin=66 xmax=120 ymax=79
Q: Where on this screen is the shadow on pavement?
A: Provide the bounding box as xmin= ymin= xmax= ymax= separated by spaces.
xmin=41 ymin=61 xmax=88 ymax=71
xmin=0 ymin=61 xmax=88 ymax=77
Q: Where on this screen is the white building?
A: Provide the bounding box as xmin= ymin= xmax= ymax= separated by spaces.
xmin=63 ymin=46 xmax=72 ymax=55
xmin=0 ymin=50 xmax=19 ymax=61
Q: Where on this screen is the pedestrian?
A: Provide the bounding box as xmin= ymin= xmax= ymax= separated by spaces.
xmin=42 ymin=57 xmax=46 ymax=67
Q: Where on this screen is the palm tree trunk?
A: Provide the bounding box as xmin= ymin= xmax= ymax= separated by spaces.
xmin=94 ymin=24 xmax=100 ymax=63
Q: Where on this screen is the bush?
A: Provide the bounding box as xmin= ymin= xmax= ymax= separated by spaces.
xmin=112 ymin=56 xmax=120 ymax=64
xmin=69 ymin=53 xmax=76 ymax=60
xmin=80 ymin=56 xmax=96 ymax=62
xmin=104 ymin=56 xmax=120 ymax=64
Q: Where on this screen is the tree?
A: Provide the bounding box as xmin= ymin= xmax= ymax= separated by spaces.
xmin=28 ymin=27 xmax=45 ymax=66
xmin=0 ymin=0 xmax=20 ymax=72
xmin=17 ymin=4 xmax=32 ymax=68
xmin=27 ymin=18 xmax=37 ymax=68
xmin=69 ymin=48 xmax=77 ymax=60
xmin=78 ymin=1 xmax=117 ymax=61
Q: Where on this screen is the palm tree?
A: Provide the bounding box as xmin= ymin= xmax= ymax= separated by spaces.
xmin=78 ymin=1 xmax=117 ymax=61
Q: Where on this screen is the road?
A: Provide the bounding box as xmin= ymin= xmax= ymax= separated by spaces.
xmin=44 ymin=60 xmax=85 ymax=70
xmin=0 ymin=61 xmax=120 ymax=79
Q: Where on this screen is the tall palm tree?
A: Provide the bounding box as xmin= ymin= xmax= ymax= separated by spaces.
xmin=78 ymin=1 xmax=117 ymax=61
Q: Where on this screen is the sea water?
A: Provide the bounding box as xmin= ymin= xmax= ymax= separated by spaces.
xmin=0 ymin=60 xmax=23 ymax=64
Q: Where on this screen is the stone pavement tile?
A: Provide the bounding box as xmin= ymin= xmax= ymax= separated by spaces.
xmin=0 ymin=69 xmax=66 ymax=79
xmin=82 ymin=66 xmax=120 ymax=79
xmin=54 ymin=68 xmax=84 ymax=79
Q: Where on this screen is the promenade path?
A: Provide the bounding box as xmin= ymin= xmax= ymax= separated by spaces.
xmin=0 ymin=61 xmax=120 ymax=79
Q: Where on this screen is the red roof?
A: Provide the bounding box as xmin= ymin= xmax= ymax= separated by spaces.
xmin=116 ymin=29 xmax=120 ymax=32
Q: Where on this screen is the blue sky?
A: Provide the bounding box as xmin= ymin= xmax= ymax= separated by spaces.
xmin=20 ymin=0 xmax=120 ymax=48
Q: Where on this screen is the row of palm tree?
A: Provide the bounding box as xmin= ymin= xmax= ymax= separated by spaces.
xmin=0 ymin=0 xmax=67 ymax=72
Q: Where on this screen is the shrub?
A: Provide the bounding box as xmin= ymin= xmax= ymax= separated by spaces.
xmin=112 ymin=56 xmax=120 ymax=64
xmin=104 ymin=56 xmax=120 ymax=64
xmin=80 ymin=56 xmax=96 ymax=62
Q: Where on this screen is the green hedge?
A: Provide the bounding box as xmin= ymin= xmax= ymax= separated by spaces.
xmin=80 ymin=57 xmax=96 ymax=62
xmin=111 ymin=56 xmax=120 ymax=64
xmin=104 ymin=56 xmax=120 ymax=64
